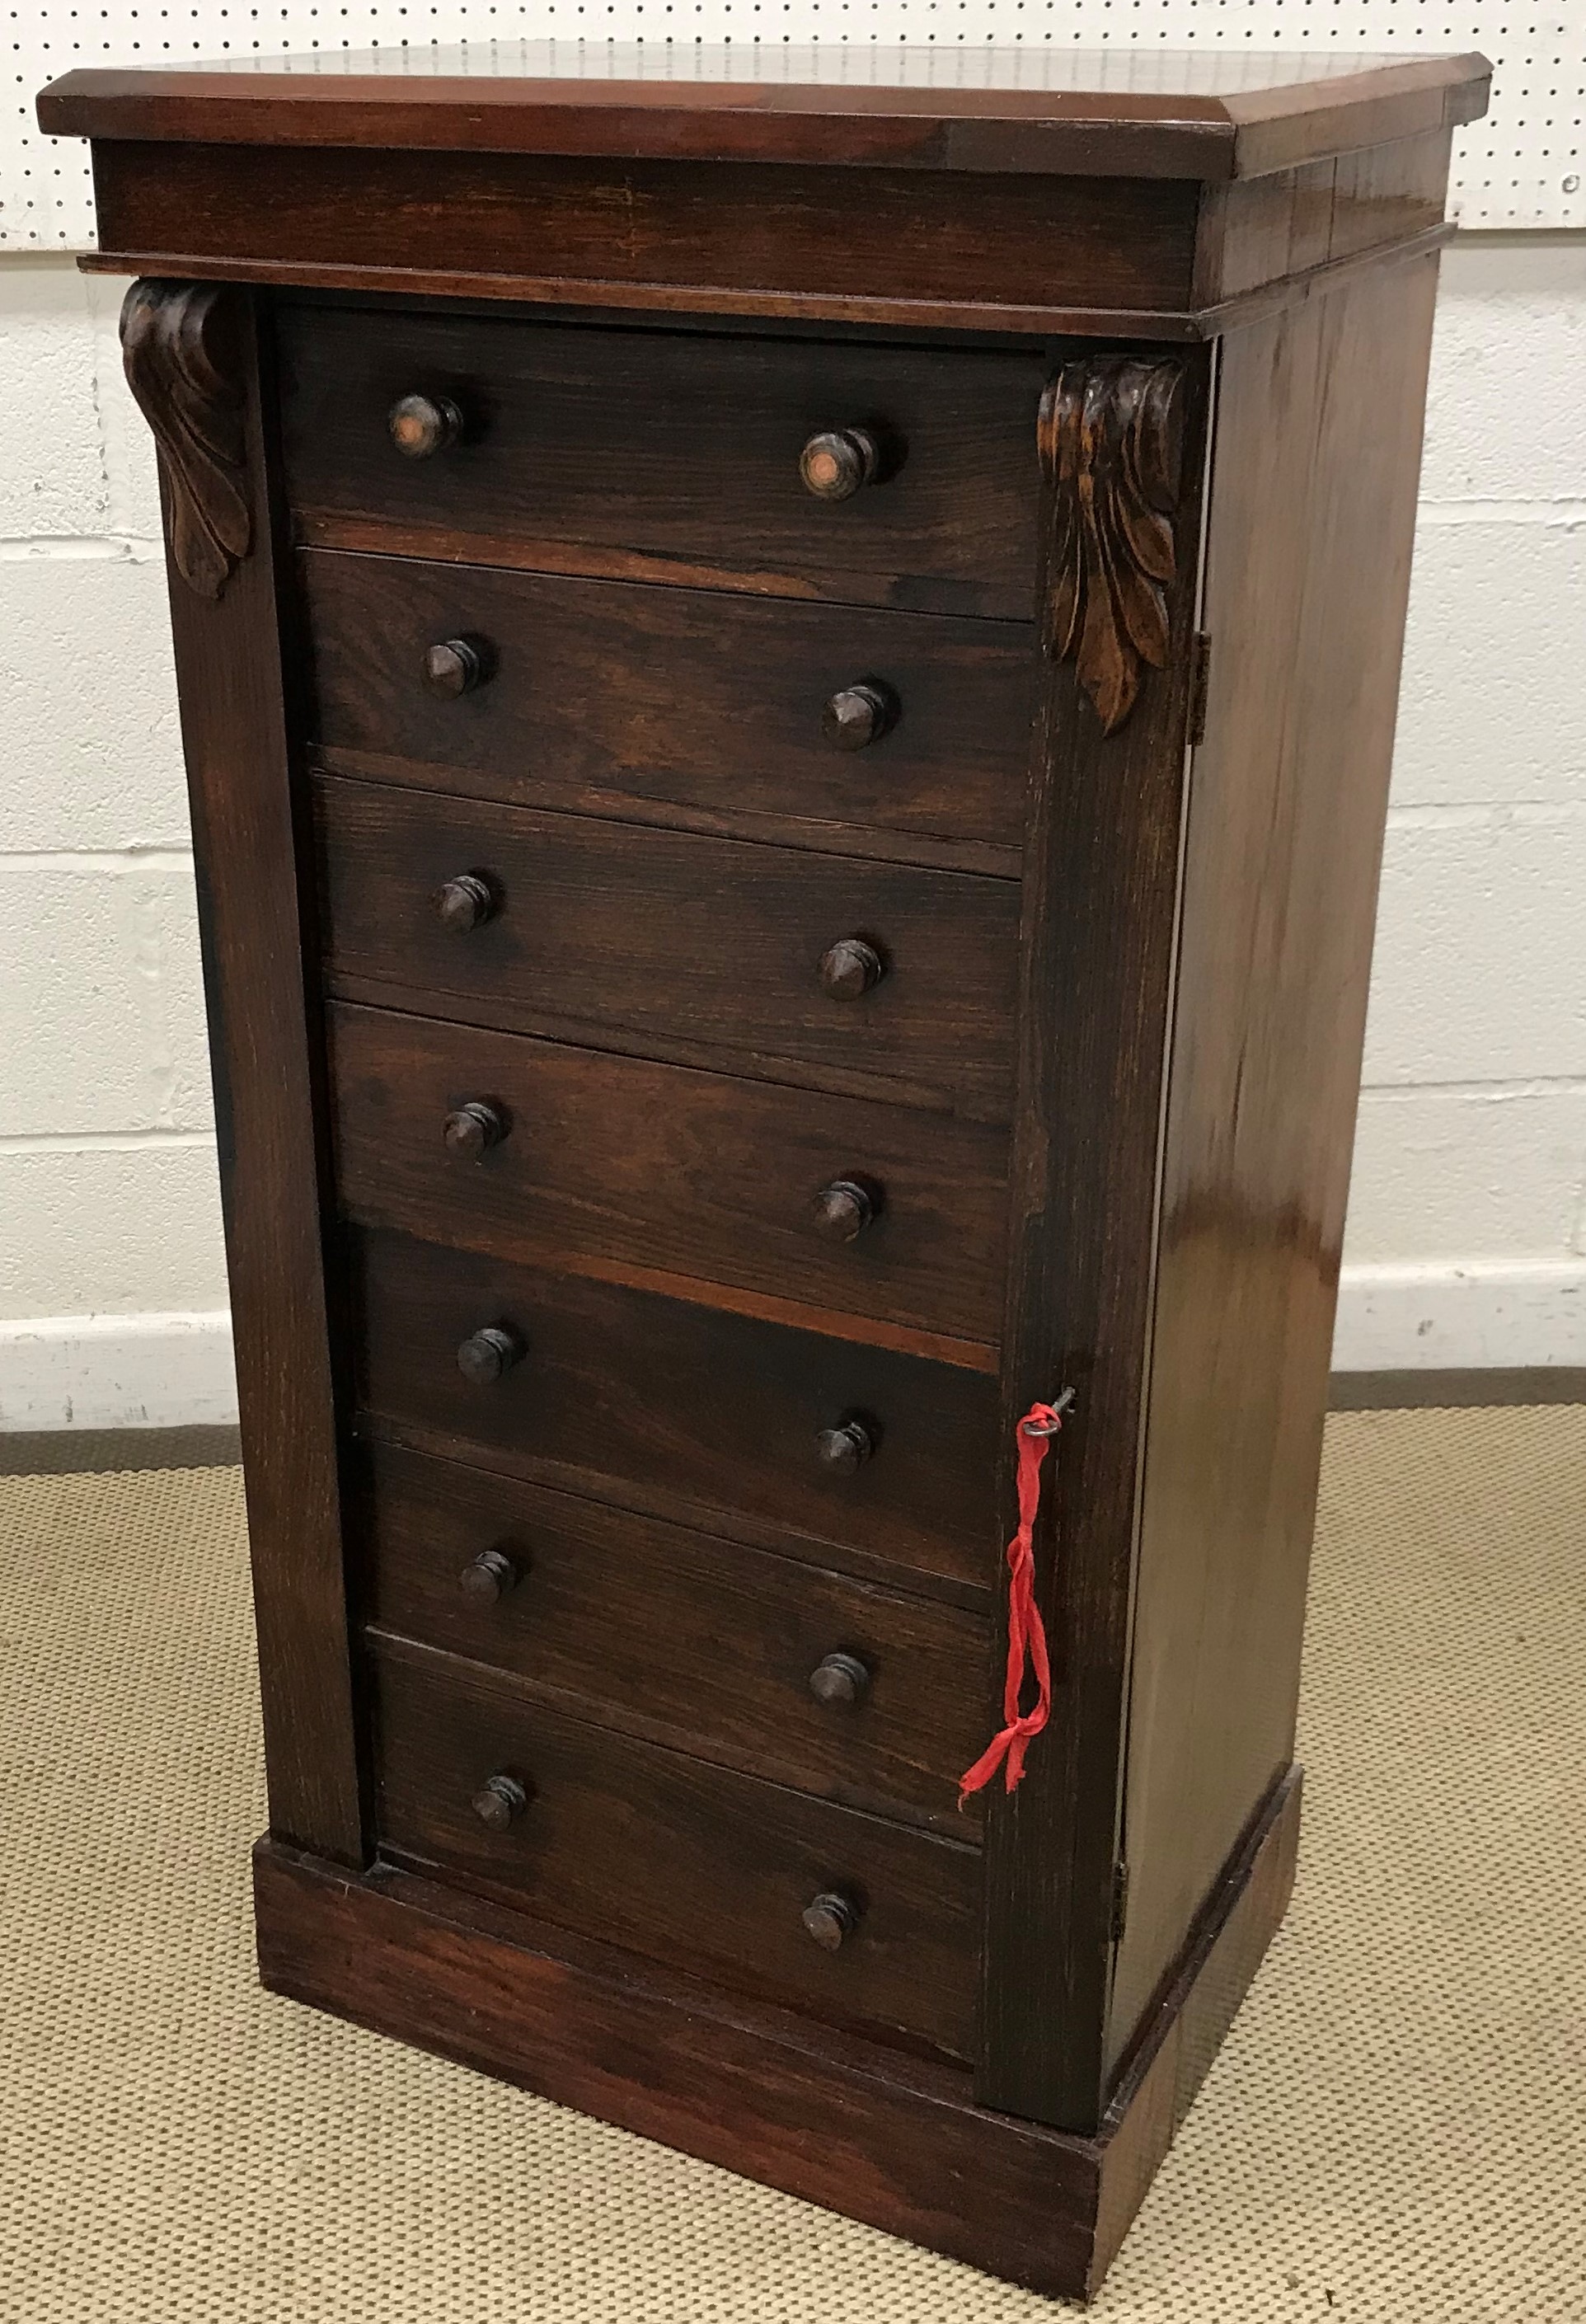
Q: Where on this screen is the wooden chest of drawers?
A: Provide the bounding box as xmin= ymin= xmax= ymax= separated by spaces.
xmin=42 ymin=40 xmax=1488 ymax=2300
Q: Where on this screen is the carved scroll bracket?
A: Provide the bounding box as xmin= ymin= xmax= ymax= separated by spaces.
xmin=1039 ymin=357 xmax=1187 ymax=736
xmin=120 ymin=279 xmax=251 ymax=600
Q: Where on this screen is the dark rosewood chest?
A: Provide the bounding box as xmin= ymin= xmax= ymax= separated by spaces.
xmin=41 ymin=43 xmax=1488 ymax=2299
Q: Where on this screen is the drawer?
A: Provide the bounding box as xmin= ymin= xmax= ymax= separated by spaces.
xmin=327 ymin=1002 xmax=1008 ymax=1346
xmin=316 ymin=776 xmax=1020 ymax=1120
xmin=350 ymin=1228 xmax=1000 ymax=1594
xmin=301 ymin=551 xmax=1034 ymax=862
xmin=372 ymin=1636 xmax=982 ymax=2059
xmin=354 ymin=1444 xmax=988 ymax=1833
xmin=277 ymin=306 xmax=1044 ymax=620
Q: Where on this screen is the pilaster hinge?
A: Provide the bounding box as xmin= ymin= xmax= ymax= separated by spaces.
xmin=1187 ymin=631 xmax=1213 ymax=749
xmin=1110 ymin=1860 xmax=1131 ymax=1945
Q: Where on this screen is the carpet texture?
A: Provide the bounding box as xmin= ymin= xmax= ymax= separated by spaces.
xmin=2 ymin=1407 xmax=1583 ymax=2321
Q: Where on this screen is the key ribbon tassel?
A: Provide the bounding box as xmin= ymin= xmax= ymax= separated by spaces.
xmin=959 ymin=1401 xmax=1065 ymax=1803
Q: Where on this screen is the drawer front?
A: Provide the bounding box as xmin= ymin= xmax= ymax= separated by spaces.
xmin=351 ymin=1228 xmax=1000 ymax=1591
xmin=355 ymin=1444 xmax=988 ymax=1832
xmin=278 ymin=307 xmax=1043 ymax=620
xmin=302 ymin=552 xmax=1034 ymax=858
xmin=328 ymin=1002 xmax=1008 ymax=1345
xmin=373 ymin=1639 xmax=982 ymax=2059
xmin=316 ymin=776 xmax=1020 ymax=1120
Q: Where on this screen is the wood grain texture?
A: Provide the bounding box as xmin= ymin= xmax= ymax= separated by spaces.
xmin=252 ymin=1763 xmax=1300 ymax=2299
xmin=1193 ymin=129 xmax=1454 ymax=306
xmin=1105 ymin=259 xmax=1443 ymax=2071
xmin=352 ymin=1441 xmax=988 ymax=1834
xmin=313 ymin=746 xmax=1021 ymax=882
xmin=77 ymin=222 xmax=1462 ymax=346
xmin=39 ymin=51 xmax=1490 ymax=176
xmin=314 ymin=775 xmax=1021 ymax=1123
xmin=92 ymin=144 xmax=1201 ymax=340
xmin=278 ymin=304 xmax=1045 ymax=621
xmin=370 ymin=1635 xmax=983 ymax=2059
xmin=978 ymin=348 xmax=1210 ymax=2132
xmin=350 ymin=1227 xmax=1001 ymax=1593
xmin=326 ymin=1002 xmax=1008 ymax=1344
xmin=298 ymin=549 xmax=1034 ymax=855
xmin=120 ymin=277 xmax=250 ymax=598
xmin=148 ymin=288 xmax=364 ymax=1863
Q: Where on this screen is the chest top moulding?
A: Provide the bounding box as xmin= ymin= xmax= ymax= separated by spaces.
xmin=39 ymin=43 xmax=1490 ymax=340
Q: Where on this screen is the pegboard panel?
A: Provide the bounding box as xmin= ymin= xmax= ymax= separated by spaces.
xmin=7 ymin=3 xmax=1582 ymax=247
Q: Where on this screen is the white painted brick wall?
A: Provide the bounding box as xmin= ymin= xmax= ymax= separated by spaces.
xmin=0 ymin=237 xmax=1582 ymax=1428
xmin=1337 ymin=235 xmax=1586 ymax=1367
xmin=0 ymin=259 xmax=230 ymax=1428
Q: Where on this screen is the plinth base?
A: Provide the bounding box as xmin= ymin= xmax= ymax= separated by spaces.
xmin=255 ymin=1768 xmax=1300 ymax=2301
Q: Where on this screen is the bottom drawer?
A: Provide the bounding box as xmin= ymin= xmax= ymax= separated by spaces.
xmin=372 ymin=1639 xmax=981 ymax=2061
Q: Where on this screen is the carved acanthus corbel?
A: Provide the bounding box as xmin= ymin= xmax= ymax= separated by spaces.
xmin=120 ymin=279 xmax=251 ymax=600
xmin=1039 ymin=357 xmax=1186 ymax=735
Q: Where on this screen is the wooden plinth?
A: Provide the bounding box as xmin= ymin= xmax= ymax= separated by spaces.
xmin=253 ymin=1767 xmax=1300 ymax=2300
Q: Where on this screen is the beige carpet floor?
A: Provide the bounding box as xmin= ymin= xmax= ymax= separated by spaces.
xmin=2 ymin=1407 xmax=1584 ymax=2322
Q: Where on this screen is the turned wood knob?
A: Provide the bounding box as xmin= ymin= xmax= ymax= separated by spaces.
xmin=822 ymin=683 xmax=896 ymax=752
xmin=811 ymin=1179 xmax=877 ymax=1243
xmin=456 ymin=1326 xmax=523 ymax=1387
xmin=459 ymin=1547 xmax=519 ymax=1603
xmin=800 ymin=428 xmax=881 ymax=502
xmin=443 ymin=1100 xmax=508 ymax=1160
xmin=470 ymin=1772 xmax=530 ymax=1829
xmin=801 ymin=1890 xmax=860 ymax=1951
xmin=389 ymin=392 xmax=462 ymax=458
xmin=818 ymin=937 xmax=884 ymax=1002
xmin=422 ymin=636 xmax=490 ymax=699
xmin=433 ymin=872 xmax=498 ymax=934
xmin=815 ymin=1419 xmax=875 ymax=1477
xmin=809 ymin=1651 xmax=871 ymax=1709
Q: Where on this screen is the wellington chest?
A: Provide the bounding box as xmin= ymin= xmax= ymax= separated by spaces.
xmin=40 ymin=42 xmax=1490 ymax=2299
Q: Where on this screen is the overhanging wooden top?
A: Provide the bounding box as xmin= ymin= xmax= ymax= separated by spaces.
xmin=40 ymin=43 xmax=1490 ymax=181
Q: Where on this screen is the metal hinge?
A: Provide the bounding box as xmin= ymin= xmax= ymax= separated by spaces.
xmin=1186 ymin=631 xmax=1213 ymax=749
xmin=1110 ymin=1859 xmax=1131 ymax=1945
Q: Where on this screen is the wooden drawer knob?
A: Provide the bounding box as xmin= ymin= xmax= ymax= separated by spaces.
xmin=443 ymin=1100 xmax=508 ymax=1160
xmin=456 ymin=1326 xmax=523 ymax=1387
xmin=811 ymin=1178 xmax=877 ymax=1243
xmin=471 ymin=1772 xmax=530 ymax=1829
xmin=458 ymin=1547 xmax=519 ymax=1603
xmin=819 ymin=937 xmax=884 ymax=1001
xmin=422 ymin=636 xmax=490 ymax=699
xmin=800 ymin=429 xmax=881 ymax=502
xmin=809 ymin=1650 xmax=871 ymax=1709
xmin=801 ymin=1890 xmax=860 ymax=1951
xmin=815 ymin=1419 xmax=875 ymax=1476
xmin=822 ymin=683 xmax=896 ymax=752
xmin=433 ymin=872 xmax=498 ymax=934
xmin=389 ymin=392 xmax=462 ymax=458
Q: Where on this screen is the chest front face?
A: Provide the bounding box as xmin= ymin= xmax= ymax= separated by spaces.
xmin=133 ymin=250 xmax=1209 ymax=2092
xmin=51 ymin=44 xmax=1477 ymax=2288
xmin=269 ymin=287 xmax=1195 ymax=2080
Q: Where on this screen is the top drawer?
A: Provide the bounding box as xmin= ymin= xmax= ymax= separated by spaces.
xmin=274 ymin=305 xmax=1044 ymax=619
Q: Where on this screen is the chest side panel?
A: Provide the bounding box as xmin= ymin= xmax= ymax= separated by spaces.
xmin=1107 ymin=255 xmax=1443 ymax=2068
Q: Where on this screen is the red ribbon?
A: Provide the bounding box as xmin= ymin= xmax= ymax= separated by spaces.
xmin=959 ymin=1401 xmax=1063 ymax=1803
